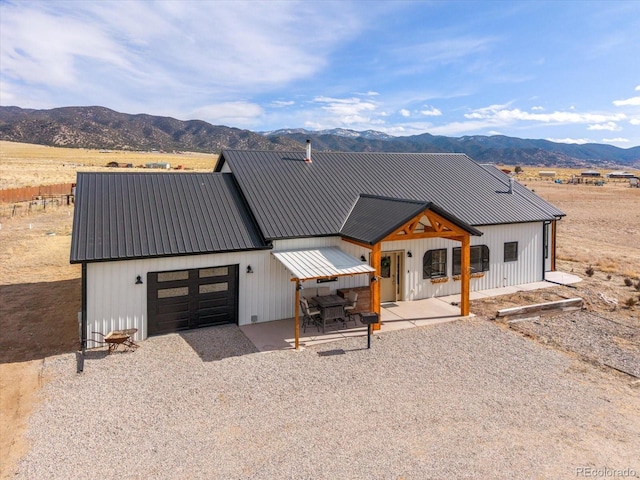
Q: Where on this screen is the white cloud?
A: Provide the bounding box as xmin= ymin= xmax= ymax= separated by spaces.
xmin=630 ymin=118 xmax=640 ymax=125
xmin=189 ymin=102 xmax=264 ymax=127
xmin=587 ymin=122 xmax=620 ymax=131
xmin=420 ymin=106 xmax=442 ymax=116
xmin=546 ymin=138 xmax=591 ymax=144
xmin=271 ymin=100 xmax=295 ymax=107
xmin=602 ymin=137 xmax=629 ymax=143
xmin=0 ymin=5 xmax=135 ymax=88
xmin=393 ymin=35 xmax=498 ymax=68
xmin=399 ymin=109 xmax=411 ymax=117
xmin=465 ymin=105 xmax=627 ymax=125
xmin=531 ymin=106 xmax=544 ymax=111
xmin=0 ymin=1 xmax=367 ymax=108
xmin=613 ymin=96 xmax=640 ymax=106
xmin=463 ymin=102 xmax=512 ymax=119
xmin=636 ymin=85 xmax=640 ymax=91
xmin=311 ymin=96 xmax=378 ymax=125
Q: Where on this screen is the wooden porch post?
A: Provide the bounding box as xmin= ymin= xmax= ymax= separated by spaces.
xmin=460 ymin=234 xmax=470 ymax=316
xmin=551 ymin=220 xmax=557 ymax=271
xmin=294 ymin=279 xmax=300 ymax=349
xmin=370 ymin=242 xmax=382 ymax=330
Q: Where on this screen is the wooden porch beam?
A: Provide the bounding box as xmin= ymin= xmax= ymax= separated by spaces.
xmin=424 ymin=210 xmax=467 ymax=235
xmin=460 ymin=235 xmax=470 ymax=316
xmin=294 ymin=279 xmax=300 ymax=349
xmin=370 ymin=242 xmax=381 ymax=330
xmin=341 ymin=237 xmax=373 ymax=250
xmin=551 ymin=220 xmax=557 ymax=271
xmin=385 ymin=231 xmax=463 ymax=241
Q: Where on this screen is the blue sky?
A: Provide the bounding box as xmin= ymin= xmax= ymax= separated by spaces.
xmin=1 ymin=0 xmax=639 ymax=147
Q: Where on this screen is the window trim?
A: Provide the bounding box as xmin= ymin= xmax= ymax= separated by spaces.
xmin=423 ymin=248 xmax=448 ymax=279
xmin=452 ymin=245 xmax=490 ymax=275
xmin=504 ymin=241 xmax=518 ymax=262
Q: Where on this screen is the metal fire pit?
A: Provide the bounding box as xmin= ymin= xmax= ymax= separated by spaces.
xmin=360 ymin=312 xmax=379 ymax=349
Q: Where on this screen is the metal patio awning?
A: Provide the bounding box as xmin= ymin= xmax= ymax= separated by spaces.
xmin=272 ymin=247 xmax=375 ymax=280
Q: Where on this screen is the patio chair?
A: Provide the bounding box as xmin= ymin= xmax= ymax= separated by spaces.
xmin=317 ymin=286 xmax=330 ymax=296
xmin=300 ymin=298 xmax=322 ymax=333
xmin=343 ymin=291 xmax=358 ymax=325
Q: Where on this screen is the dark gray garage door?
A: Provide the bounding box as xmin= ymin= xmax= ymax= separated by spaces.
xmin=147 ymin=265 xmax=239 ymax=336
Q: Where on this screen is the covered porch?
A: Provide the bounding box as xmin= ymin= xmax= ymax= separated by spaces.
xmin=240 ymin=295 xmax=466 ymax=351
xmin=239 ymin=273 xmax=582 ymax=352
xmin=272 ymin=246 xmax=376 ymax=349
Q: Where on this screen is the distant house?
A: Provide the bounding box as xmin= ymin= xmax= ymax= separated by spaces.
xmin=144 ymin=162 xmax=171 ymax=169
xmin=580 ymin=170 xmax=601 ymax=177
xmin=538 ymin=171 xmax=556 ymax=177
xmin=71 ymin=148 xmax=564 ymax=348
xmin=606 ymin=171 xmax=636 ymax=179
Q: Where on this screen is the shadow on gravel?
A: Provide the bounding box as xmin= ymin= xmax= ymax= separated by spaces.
xmin=179 ymin=324 xmax=259 ymax=362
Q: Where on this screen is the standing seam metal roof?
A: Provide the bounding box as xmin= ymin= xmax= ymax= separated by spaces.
xmin=218 ymin=150 xmax=565 ymax=241
xmin=340 ymin=194 xmax=482 ymax=245
xmin=272 ymin=247 xmax=375 ymax=280
xmin=70 ymin=172 xmax=269 ymax=263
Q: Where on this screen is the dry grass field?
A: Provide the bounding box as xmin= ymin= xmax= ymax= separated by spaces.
xmin=0 ymin=141 xmax=218 ymax=189
xmin=1 ymin=142 xmax=639 ymax=478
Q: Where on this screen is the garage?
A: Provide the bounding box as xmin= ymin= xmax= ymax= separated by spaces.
xmin=147 ymin=264 xmax=239 ymax=335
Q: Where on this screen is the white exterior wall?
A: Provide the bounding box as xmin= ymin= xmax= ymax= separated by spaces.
xmin=87 ymin=249 xmax=271 ymax=342
xmin=86 ymin=223 xmax=543 ymax=342
xmin=382 ymin=222 xmax=544 ymax=301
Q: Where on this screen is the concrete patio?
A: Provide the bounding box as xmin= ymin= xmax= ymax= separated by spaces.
xmin=240 ymin=272 xmax=582 ymax=352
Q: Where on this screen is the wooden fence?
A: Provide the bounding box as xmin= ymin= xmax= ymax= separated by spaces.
xmin=0 ymin=183 xmax=74 ymax=203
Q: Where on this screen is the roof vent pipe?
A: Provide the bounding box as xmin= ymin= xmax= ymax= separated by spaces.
xmin=305 ymin=139 xmax=312 ymax=163
xmin=508 ymin=177 xmax=515 ymax=194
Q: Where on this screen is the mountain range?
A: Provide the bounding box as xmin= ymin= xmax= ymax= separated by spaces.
xmin=1 ymin=106 xmax=638 ymax=168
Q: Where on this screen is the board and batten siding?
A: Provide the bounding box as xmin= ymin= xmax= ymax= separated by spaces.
xmin=381 ymin=222 xmax=544 ymax=301
xmin=86 ymin=249 xmax=272 ymax=343
xmin=85 ymin=223 xmax=543 ymax=343
xmin=85 ymin=236 xmax=372 ymax=343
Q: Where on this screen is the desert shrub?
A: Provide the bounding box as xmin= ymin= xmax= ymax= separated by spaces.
xmin=595 ymin=259 xmax=619 ymax=273
xmin=585 ymin=265 xmax=595 ymax=277
xmin=624 ymin=297 xmax=637 ymax=308
xmin=606 ymin=275 xmax=612 ymax=281
xmin=635 ymin=281 xmax=640 ymax=292
xmin=624 ymin=278 xmax=633 ymax=287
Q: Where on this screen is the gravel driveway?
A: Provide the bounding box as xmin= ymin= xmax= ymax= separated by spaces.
xmin=16 ymin=319 xmax=640 ymax=479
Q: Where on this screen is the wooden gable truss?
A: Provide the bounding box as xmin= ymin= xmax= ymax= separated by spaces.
xmin=343 ymin=207 xmax=472 ymax=330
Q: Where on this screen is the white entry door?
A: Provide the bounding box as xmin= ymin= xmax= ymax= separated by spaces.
xmin=380 ymin=251 xmax=403 ymax=303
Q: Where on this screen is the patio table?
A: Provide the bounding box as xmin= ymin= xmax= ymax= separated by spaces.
xmin=312 ymin=295 xmax=348 ymax=331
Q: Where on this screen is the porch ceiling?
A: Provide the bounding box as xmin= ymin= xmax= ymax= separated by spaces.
xmin=272 ymin=247 xmax=375 ymax=281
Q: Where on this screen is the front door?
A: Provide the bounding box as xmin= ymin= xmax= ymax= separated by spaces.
xmin=380 ymin=251 xmax=403 ymax=302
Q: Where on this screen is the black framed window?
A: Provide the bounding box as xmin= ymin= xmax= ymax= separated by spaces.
xmin=504 ymin=242 xmax=518 ymax=262
xmin=423 ymin=249 xmax=447 ymax=279
xmin=452 ymin=245 xmax=490 ymax=275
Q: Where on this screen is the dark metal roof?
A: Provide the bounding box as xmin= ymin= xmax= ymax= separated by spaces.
xmin=218 ymin=150 xmax=565 ymax=240
xmin=340 ymin=194 xmax=481 ymax=245
xmin=479 ymin=164 xmax=566 ymax=220
xmin=70 ymin=172 xmax=268 ymax=263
